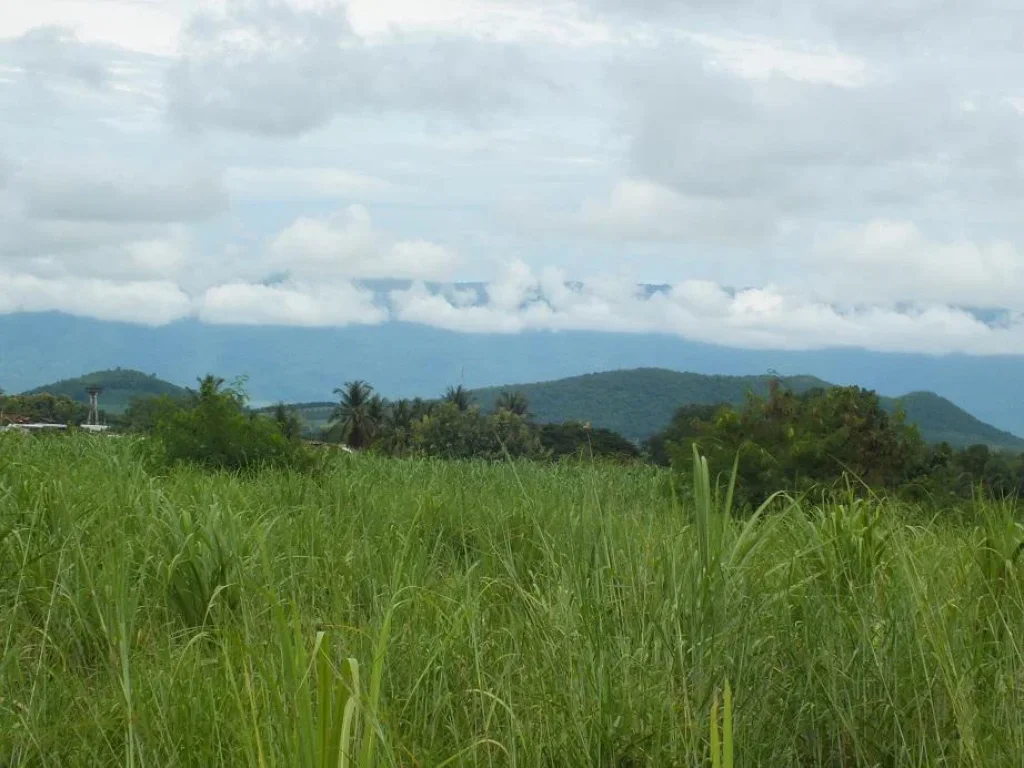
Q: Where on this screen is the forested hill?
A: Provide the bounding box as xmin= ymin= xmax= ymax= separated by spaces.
xmin=893 ymin=391 xmax=1024 ymax=450
xmin=473 ymin=368 xmax=1024 ymax=450
xmin=22 ymin=369 xmax=188 ymax=414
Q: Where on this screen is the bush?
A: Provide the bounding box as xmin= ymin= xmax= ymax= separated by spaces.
xmin=153 ymin=376 xmax=313 ymax=472
xmin=410 ymin=403 xmax=546 ymax=460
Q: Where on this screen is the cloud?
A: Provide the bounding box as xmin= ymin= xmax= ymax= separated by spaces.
xmin=0 ymin=26 xmax=111 ymax=87
xmin=167 ymin=0 xmax=545 ymax=136
xmin=225 ymin=166 xmax=394 ymax=201
xmin=16 ymin=156 xmax=227 ymax=223
xmin=197 ymin=280 xmax=387 ymax=326
xmin=807 ymin=220 xmax=1024 ymax=310
xmin=389 ymin=261 xmax=1024 ymax=354
xmin=0 ymin=271 xmax=192 ymax=325
xmin=0 ymin=152 xmax=218 ymax=284
xmin=572 ymin=178 xmax=780 ymax=244
xmin=267 ymin=205 xmax=461 ymax=281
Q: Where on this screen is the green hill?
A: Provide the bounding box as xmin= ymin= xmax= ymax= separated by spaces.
xmin=473 ymin=369 xmax=830 ymax=442
xmin=473 ymin=368 xmax=1024 ymax=450
xmin=888 ymin=391 xmax=1024 ymax=450
xmin=22 ymin=369 xmax=188 ymax=414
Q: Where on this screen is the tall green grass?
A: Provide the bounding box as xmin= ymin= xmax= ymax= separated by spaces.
xmin=2 ymin=434 xmax=1023 ymax=765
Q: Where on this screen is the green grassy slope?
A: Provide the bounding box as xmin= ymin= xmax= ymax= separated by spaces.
xmin=473 ymin=368 xmax=1024 ymax=449
xmin=23 ymin=369 xmax=188 ymax=414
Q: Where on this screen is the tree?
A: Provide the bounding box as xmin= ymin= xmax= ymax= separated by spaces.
xmin=539 ymin=422 xmax=639 ymax=461
xmin=124 ymin=394 xmax=183 ymax=433
xmin=664 ymin=385 xmax=926 ymax=508
xmin=188 ymin=374 xmax=227 ymax=404
xmin=378 ymin=399 xmax=417 ymax=455
xmin=495 ymin=391 xmax=531 ymax=418
xmin=444 ymin=385 xmax=473 ymax=413
xmin=330 ymin=381 xmax=379 ymax=449
xmin=154 ymin=376 xmax=309 ymax=472
xmin=410 ymin=402 xmax=545 ymax=461
xmin=272 ymin=402 xmax=303 ymax=442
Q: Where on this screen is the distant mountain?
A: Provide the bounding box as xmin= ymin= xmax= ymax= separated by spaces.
xmin=474 ymin=369 xmax=829 ymax=440
xmin=23 ymin=369 xmax=188 ymax=414
xmin=3 ymin=312 xmax=1024 ymax=438
xmin=891 ymin=391 xmax=1024 ymax=450
xmin=474 ymin=368 xmax=1024 ymax=450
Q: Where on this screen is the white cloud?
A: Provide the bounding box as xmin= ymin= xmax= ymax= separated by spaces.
xmin=0 ymin=271 xmax=192 ymax=325
xmin=267 ymin=205 xmax=461 ymax=281
xmin=809 ymin=220 xmax=1024 ymax=309
xmin=687 ymin=32 xmax=866 ymax=87
xmin=390 ymin=261 xmax=1024 ymax=354
xmin=574 ymin=178 xmax=780 ymax=244
xmin=197 ymin=280 xmax=387 ymax=326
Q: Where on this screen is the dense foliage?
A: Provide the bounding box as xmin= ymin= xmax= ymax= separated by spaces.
xmin=0 ymin=392 xmax=88 ymax=424
xmin=538 ymin=421 xmax=641 ymax=461
xmin=5 ymin=436 xmax=1024 ymax=765
xmin=151 ymin=375 xmax=312 ymax=472
xmin=649 ymin=382 xmax=1024 ymax=505
xmin=321 ymin=384 xmax=640 ymax=462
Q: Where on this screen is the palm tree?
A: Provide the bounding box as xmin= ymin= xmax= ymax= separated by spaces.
xmin=495 ymin=391 xmax=530 ymax=418
xmin=330 ymin=380 xmax=378 ymax=449
xmin=380 ymin=399 xmax=416 ymax=454
xmin=272 ymin=402 xmax=303 ymax=441
xmin=444 ymin=385 xmax=473 ymax=413
xmin=410 ymin=398 xmax=433 ymax=420
xmin=188 ymin=374 xmax=226 ymax=403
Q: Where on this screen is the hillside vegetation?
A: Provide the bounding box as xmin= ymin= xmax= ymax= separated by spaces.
xmin=4 ymin=435 xmax=1024 ymax=765
xmin=474 ymin=368 xmax=1024 ymax=450
xmin=23 ymin=368 xmax=187 ymax=414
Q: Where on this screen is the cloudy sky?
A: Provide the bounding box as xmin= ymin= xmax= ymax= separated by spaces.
xmin=3 ymin=0 xmax=1024 ymax=353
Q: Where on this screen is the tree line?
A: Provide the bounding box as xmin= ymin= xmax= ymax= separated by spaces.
xmin=7 ymin=374 xmax=1024 ymax=507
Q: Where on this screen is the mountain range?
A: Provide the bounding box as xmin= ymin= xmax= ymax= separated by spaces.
xmin=3 ymin=311 xmax=1023 ymax=438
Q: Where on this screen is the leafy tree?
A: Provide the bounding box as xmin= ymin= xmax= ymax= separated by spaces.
xmin=443 ymin=385 xmax=473 ymax=413
xmin=410 ymin=403 xmax=544 ymax=461
xmin=154 ymin=376 xmax=309 ymax=472
xmin=330 ymin=381 xmax=378 ymax=449
xmin=0 ymin=393 xmax=88 ymax=425
xmin=124 ymin=394 xmax=184 ymax=433
xmin=646 ymin=403 xmax=724 ymax=466
xmin=664 ymin=383 xmax=926 ymax=507
xmin=495 ymin=391 xmax=531 ymax=418
xmin=539 ymin=422 xmax=639 ymax=461
xmin=272 ymin=402 xmax=304 ymax=442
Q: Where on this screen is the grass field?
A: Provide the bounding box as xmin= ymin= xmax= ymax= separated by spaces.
xmin=3 ymin=435 xmax=1024 ymax=766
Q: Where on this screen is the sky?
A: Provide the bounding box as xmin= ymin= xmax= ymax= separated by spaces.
xmin=3 ymin=0 xmax=1024 ymax=354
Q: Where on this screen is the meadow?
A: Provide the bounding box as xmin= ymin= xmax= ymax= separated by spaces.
xmin=2 ymin=435 xmax=1023 ymax=766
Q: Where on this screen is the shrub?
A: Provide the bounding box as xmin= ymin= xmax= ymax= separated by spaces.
xmin=153 ymin=376 xmax=313 ymax=472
